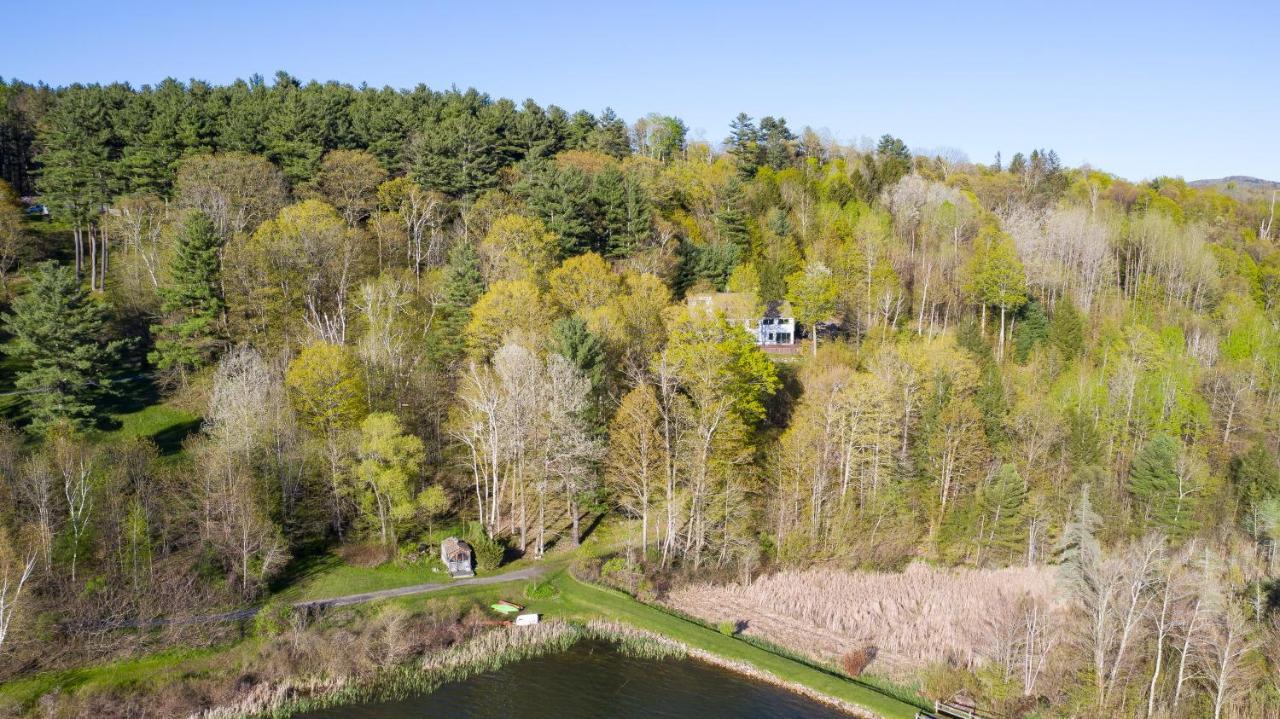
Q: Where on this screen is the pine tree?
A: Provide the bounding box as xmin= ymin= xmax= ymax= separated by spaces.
xmin=518 ymin=160 xmax=593 ymax=256
xmin=1129 ymin=434 xmax=1199 ymax=539
xmin=1057 ymin=485 xmax=1102 ymax=598
xmin=592 ymin=166 xmax=627 ymax=256
xmin=726 ymin=113 xmax=760 ymax=179
xmin=715 ymin=178 xmax=751 ymax=252
xmin=1230 ymin=442 xmax=1280 ymax=537
xmin=759 ymin=116 xmax=796 ymax=170
xmin=3 ymin=261 xmax=127 ymax=432
xmin=433 ymin=240 xmax=485 ymax=365
xmin=1012 ymin=298 xmax=1049 ymax=363
xmin=976 ymin=463 xmax=1027 ymax=564
xmin=589 ymin=107 xmax=631 ymax=159
xmin=621 ymin=173 xmax=652 ymax=257
xmin=1049 ymin=299 xmax=1085 ymax=361
xmin=149 ymin=211 xmax=225 ymax=383
xmin=36 ymin=86 xmax=120 ymax=280
xmin=553 ymin=316 xmax=607 ymax=434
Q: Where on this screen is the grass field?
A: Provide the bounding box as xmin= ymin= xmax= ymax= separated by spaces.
xmin=547 ymin=573 xmax=924 ymax=719
xmin=0 ymin=646 xmax=227 ymax=711
xmin=0 ymin=567 xmax=924 ymax=719
xmin=99 ymin=402 xmax=201 ymax=453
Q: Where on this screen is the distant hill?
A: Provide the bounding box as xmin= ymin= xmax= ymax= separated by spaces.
xmin=1189 ymin=175 xmax=1280 ymax=191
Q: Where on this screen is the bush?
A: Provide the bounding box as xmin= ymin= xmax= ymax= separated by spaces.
xmin=841 ymin=645 xmax=877 ymax=677
xmin=466 ymin=524 xmax=505 ymax=571
xmin=524 ymin=579 xmax=560 ymax=600
xmin=717 ymin=621 xmax=736 ymax=636
xmin=253 ymin=600 xmax=298 ymax=637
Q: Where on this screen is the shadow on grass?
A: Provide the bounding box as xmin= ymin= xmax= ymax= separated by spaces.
xmin=148 ymin=418 xmax=202 ymax=454
xmin=268 ymin=548 xmax=342 ymax=595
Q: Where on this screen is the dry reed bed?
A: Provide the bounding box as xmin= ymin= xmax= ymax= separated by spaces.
xmin=665 ymin=563 xmax=1059 ymax=676
xmin=195 ymin=621 xmax=579 ymax=719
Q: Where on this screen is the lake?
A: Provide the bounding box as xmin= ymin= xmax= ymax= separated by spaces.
xmin=296 ymin=641 xmax=849 ymax=718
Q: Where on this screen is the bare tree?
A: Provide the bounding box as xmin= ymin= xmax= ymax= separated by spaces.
xmin=1197 ymin=604 xmax=1259 ymax=719
xmin=50 ymin=433 xmax=96 ymax=584
xmin=0 ymin=528 xmax=36 ymax=652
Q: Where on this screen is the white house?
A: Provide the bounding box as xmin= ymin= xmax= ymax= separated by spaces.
xmin=686 ymin=292 xmax=797 ymax=347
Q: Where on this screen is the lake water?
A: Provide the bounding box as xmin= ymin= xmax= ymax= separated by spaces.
xmin=296 ymin=641 xmax=848 ymax=718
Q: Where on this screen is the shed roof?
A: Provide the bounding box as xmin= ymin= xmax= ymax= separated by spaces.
xmin=442 ymin=537 xmax=471 ymax=562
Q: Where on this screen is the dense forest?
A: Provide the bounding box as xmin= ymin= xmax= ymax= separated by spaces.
xmin=0 ymin=72 xmax=1278 ymax=718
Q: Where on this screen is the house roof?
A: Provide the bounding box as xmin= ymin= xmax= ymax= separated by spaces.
xmin=687 ymin=292 xmax=793 ymax=320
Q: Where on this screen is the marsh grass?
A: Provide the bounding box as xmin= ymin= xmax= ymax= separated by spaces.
xmin=197 ymin=620 xmax=689 ymax=718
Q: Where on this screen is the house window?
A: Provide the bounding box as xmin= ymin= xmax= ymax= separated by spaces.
xmin=776 ymin=332 xmax=791 ymax=344
xmin=762 ymin=318 xmax=774 ymax=326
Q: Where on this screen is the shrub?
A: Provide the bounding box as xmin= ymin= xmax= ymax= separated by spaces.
xmin=466 ymin=524 xmax=505 ymax=571
xmin=524 ymin=579 xmax=560 ymax=600
xmin=717 ymin=621 xmax=736 ymax=636
xmin=841 ymin=645 xmax=877 ymax=677
xmin=253 ymin=600 xmax=298 ymax=638
xmin=600 ymin=556 xmax=628 ymax=577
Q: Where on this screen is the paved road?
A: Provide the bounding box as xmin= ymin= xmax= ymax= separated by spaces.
xmin=90 ymin=565 xmax=550 ymax=630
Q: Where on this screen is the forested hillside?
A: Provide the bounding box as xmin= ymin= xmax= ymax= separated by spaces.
xmin=0 ymin=73 xmax=1277 ymax=718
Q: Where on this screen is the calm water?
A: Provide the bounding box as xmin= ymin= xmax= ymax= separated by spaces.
xmin=297 ymin=641 xmax=847 ymax=718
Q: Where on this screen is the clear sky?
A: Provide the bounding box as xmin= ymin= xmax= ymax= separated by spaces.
xmin=4 ymin=0 xmax=1277 ymax=182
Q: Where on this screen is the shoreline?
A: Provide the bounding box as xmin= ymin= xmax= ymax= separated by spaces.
xmin=193 ymin=620 xmax=874 ymax=719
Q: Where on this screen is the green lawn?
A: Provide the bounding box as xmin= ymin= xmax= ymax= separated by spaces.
xmin=100 ymin=402 xmax=200 ymax=452
xmin=275 ymin=554 xmax=451 ymax=602
xmin=547 ymin=573 xmax=923 ymax=719
xmin=0 ymin=569 xmax=923 ymax=719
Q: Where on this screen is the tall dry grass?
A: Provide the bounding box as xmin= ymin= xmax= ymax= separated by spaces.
xmin=665 ymin=563 xmax=1060 ymax=677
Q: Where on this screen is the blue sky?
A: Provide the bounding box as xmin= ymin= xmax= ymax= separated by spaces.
xmin=5 ymin=0 xmax=1277 ymax=181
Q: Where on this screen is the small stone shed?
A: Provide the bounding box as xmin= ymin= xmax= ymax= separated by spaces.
xmin=441 ymin=537 xmax=475 ymax=577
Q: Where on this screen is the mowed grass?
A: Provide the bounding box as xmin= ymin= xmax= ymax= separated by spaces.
xmin=275 ymin=554 xmax=450 ymax=602
xmin=0 ymin=569 xmax=922 ymax=719
xmin=549 ymin=573 xmax=924 ymax=719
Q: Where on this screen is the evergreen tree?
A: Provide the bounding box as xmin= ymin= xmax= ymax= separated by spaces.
xmin=149 ymin=211 xmax=225 ymax=382
xmin=976 ymin=463 xmax=1028 ymax=563
xmin=589 ymin=107 xmax=631 ymax=159
xmin=620 ymin=173 xmax=652 ymax=257
xmin=1129 ymin=434 xmax=1198 ymax=539
xmin=36 ymin=86 xmax=120 ymax=271
xmin=975 ymin=362 xmax=1009 ymax=448
xmin=434 ymin=240 xmax=485 ymax=365
xmin=410 ymin=110 xmax=504 ymax=197
xmin=726 ymin=113 xmax=760 ymax=179
xmin=955 ymin=316 xmax=993 ymax=361
xmin=1230 ymin=442 xmax=1280 ymax=536
xmin=1057 ymin=485 xmax=1102 ymax=597
xmin=1012 ymin=298 xmax=1049 ymax=363
xmin=759 ymin=116 xmax=796 ymax=170
xmin=875 ymin=134 xmax=912 ymax=186
xmin=678 ymin=240 xmax=741 ymax=293
xmin=552 ymin=316 xmax=607 ymax=434
xmin=592 ymin=166 xmax=628 ymax=256
xmin=518 ymin=160 xmax=593 ymax=256
xmin=3 ymin=261 xmax=127 ymax=432
xmin=1049 ymin=298 xmax=1085 ymax=361
xmin=715 ymin=178 xmax=751 ymax=252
